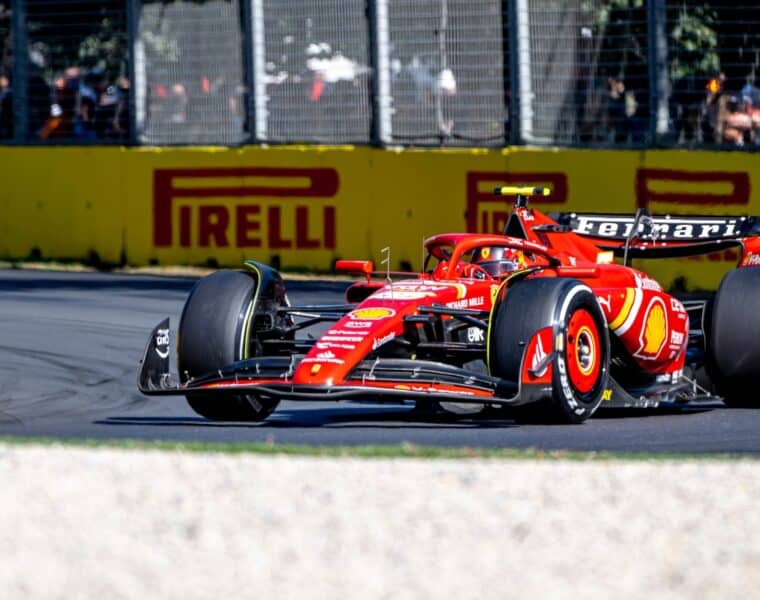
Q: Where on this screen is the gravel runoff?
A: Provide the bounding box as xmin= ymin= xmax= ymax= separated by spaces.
xmin=1 ymin=445 xmax=758 ymax=599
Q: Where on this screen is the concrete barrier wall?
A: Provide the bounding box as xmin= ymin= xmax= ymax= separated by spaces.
xmin=0 ymin=145 xmax=757 ymax=288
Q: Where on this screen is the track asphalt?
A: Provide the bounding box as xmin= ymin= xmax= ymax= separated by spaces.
xmin=1 ymin=269 xmax=759 ymax=453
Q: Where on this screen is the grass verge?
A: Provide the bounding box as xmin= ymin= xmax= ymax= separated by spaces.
xmin=0 ymin=435 xmax=757 ymax=461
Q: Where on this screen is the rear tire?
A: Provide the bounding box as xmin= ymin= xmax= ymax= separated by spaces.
xmin=178 ymin=269 xmax=280 ymax=421
xmin=708 ymin=268 xmax=760 ymax=407
xmin=488 ymin=278 xmax=609 ymax=423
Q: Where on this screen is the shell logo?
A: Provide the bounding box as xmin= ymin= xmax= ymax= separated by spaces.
xmin=349 ymin=307 xmax=396 ymax=320
xmin=636 ymin=298 xmax=667 ymax=359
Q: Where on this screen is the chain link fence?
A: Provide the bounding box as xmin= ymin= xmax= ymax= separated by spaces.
xmin=386 ymin=0 xmax=506 ymax=146
xmin=135 ymin=0 xmax=247 ymax=144
xmin=6 ymin=0 xmax=129 ymax=142
xmin=0 ymin=3 xmax=10 ymax=139
xmin=513 ymin=0 xmax=650 ymax=146
xmin=2 ymin=0 xmax=760 ymax=149
xmin=666 ymin=1 xmax=760 ymax=148
xmin=258 ymin=0 xmax=372 ymax=143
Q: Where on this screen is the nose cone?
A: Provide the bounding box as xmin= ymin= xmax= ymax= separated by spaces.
xmin=293 ymin=305 xmax=402 ymax=385
xmin=292 ymin=280 xmax=471 ymax=386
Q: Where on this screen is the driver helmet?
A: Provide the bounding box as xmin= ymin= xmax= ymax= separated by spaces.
xmin=472 ymin=246 xmax=525 ymax=276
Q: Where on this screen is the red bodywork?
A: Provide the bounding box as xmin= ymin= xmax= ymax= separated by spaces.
xmin=201 ymin=205 xmax=693 ymax=399
xmin=139 ymin=200 xmax=759 ymax=409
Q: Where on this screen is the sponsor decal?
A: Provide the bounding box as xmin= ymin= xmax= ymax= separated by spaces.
xmin=670 ymin=298 xmax=686 ymax=313
xmin=743 ymin=252 xmax=760 ymax=267
xmin=601 ymin=389 xmax=613 ymax=401
xmin=466 ymin=327 xmax=484 ymax=343
xmin=153 ymin=167 xmax=339 ymax=249
xmin=327 ymin=329 xmax=365 ymax=336
xmin=635 ymin=297 xmax=668 ymax=360
xmin=670 ymin=330 xmax=684 ymax=346
xmin=155 ymin=328 xmax=170 ymax=359
xmin=445 ymin=296 xmax=485 ymax=309
xmin=316 ymin=342 xmax=356 ymax=350
xmin=556 ymin=354 xmax=576 ymax=410
xmin=349 ymin=307 xmax=396 ymax=320
xmin=321 ymin=335 xmax=364 ymax=343
xmin=302 ymin=355 xmax=344 ymax=365
xmin=310 ymin=364 xmax=321 ymax=375
xmin=466 ymin=171 xmax=567 ymax=233
xmin=372 ymin=333 xmax=395 ymax=350
xmin=637 ymin=275 xmax=661 ymax=292
xmin=490 ymin=284 xmax=500 ymax=304
xmin=572 ymin=215 xmax=744 ymax=241
xmin=596 ymin=251 xmax=614 ymax=264
xmin=372 ymin=290 xmax=432 ymax=300
xmin=530 ymin=334 xmax=548 ymax=377
xmin=381 ymin=283 xmax=450 ymax=293
xmin=344 ymin=320 xmax=372 ymax=329
xmin=596 ymin=295 xmax=612 ymax=313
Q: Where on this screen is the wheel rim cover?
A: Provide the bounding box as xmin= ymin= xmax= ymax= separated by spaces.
xmin=565 ymin=308 xmax=600 ymax=394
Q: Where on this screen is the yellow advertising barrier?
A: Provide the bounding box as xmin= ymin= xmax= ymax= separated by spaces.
xmin=0 ymin=144 xmax=758 ymax=289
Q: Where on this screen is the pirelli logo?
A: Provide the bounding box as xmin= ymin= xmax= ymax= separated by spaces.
xmin=466 ymin=171 xmax=567 ymax=233
xmin=636 ymin=169 xmax=750 ymax=208
xmin=636 ymin=168 xmax=751 ymax=262
xmin=153 ymin=167 xmax=340 ymax=249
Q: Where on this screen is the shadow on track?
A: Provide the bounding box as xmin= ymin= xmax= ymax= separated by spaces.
xmin=594 ymin=403 xmax=721 ymax=419
xmin=95 ymin=405 xmax=520 ymax=430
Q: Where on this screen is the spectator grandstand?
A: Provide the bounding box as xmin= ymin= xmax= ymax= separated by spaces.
xmin=0 ymin=0 xmax=759 ymax=149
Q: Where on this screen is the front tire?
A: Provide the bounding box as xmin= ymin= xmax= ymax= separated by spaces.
xmin=708 ymin=268 xmax=760 ymax=407
xmin=488 ymin=278 xmax=610 ymax=423
xmin=178 ymin=269 xmax=281 ymax=421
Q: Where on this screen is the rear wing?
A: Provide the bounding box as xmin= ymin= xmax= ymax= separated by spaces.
xmin=549 ymin=211 xmax=760 ymax=259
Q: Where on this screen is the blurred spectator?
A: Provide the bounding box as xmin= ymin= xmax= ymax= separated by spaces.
xmin=39 ymin=69 xmax=79 ymax=140
xmin=722 ymin=95 xmax=754 ymax=146
xmin=740 ymin=77 xmax=760 ymax=138
xmin=700 ymin=72 xmax=725 ymax=144
xmin=168 ymin=83 xmax=188 ymax=125
xmin=109 ymin=76 xmax=131 ymax=140
xmin=27 ymin=65 xmax=52 ymax=137
xmin=77 ymin=68 xmax=107 ymax=140
xmin=0 ymin=73 xmax=11 ymax=139
xmin=671 ymin=73 xmax=704 ymax=144
xmin=604 ymin=77 xmax=627 ymax=142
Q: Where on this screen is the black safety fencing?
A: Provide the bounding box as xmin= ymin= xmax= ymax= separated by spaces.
xmin=1 ymin=0 xmax=759 ymax=149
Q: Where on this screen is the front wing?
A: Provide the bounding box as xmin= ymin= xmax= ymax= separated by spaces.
xmin=137 ymin=319 xmax=718 ymax=410
xmin=138 ymin=319 xmax=540 ymax=407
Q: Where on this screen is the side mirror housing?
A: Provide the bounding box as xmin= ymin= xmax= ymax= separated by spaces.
xmin=335 ymin=260 xmax=374 ymax=282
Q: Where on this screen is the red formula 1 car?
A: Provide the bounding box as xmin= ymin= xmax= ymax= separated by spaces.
xmin=138 ymin=187 xmax=760 ymax=423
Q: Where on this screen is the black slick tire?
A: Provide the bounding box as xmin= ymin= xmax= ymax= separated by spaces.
xmin=488 ymin=277 xmax=610 ymax=423
xmin=708 ymin=268 xmax=760 ymax=407
xmin=178 ymin=269 xmax=279 ymax=421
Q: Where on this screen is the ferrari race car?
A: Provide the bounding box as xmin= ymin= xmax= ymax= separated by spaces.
xmin=138 ymin=186 xmax=760 ymax=423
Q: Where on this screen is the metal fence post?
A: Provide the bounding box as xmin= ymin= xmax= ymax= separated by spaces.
xmin=367 ymin=0 xmax=391 ymax=146
xmin=647 ymin=0 xmax=668 ymax=145
xmin=11 ymin=0 xmax=28 ymax=143
xmin=126 ymin=0 xmax=138 ymax=145
xmin=505 ymin=0 xmax=520 ymax=145
xmin=241 ymin=0 xmax=256 ymax=143
xmin=250 ymin=0 xmax=267 ymax=142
